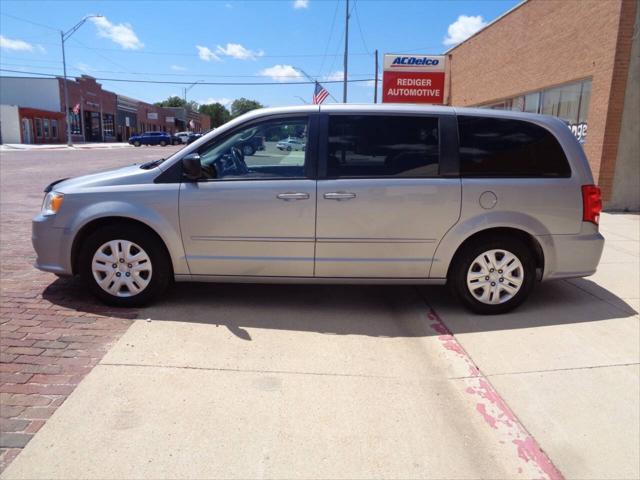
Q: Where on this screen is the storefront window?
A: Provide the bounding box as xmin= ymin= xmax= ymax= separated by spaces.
xmin=523 ymin=92 xmax=540 ymax=113
xmin=103 ymin=114 xmax=115 ymax=136
xmin=43 ymin=119 xmax=50 ymax=138
xmin=578 ymin=81 xmax=591 ymax=123
xmin=35 ymin=118 xmax=43 ymax=138
xmin=68 ymin=109 xmax=82 ymax=134
xmin=478 ymin=79 xmax=591 ymax=144
xmin=51 ymin=120 xmax=58 ymax=139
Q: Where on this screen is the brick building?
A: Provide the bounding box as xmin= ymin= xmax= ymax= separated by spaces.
xmin=59 ymin=75 xmax=118 ymax=143
xmin=445 ymin=0 xmax=639 ymax=210
xmin=1 ymin=75 xmax=211 ymax=144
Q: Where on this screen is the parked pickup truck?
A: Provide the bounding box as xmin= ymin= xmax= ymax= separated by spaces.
xmin=129 ymin=132 xmax=180 ymax=147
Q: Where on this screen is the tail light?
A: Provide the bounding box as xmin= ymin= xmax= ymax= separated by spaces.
xmin=582 ymin=185 xmax=602 ymax=225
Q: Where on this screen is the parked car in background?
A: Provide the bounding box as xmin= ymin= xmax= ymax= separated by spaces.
xmin=237 ymin=135 xmax=265 ymax=156
xmin=186 ymin=133 xmax=203 ymax=144
xmin=33 ymin=105 xmax=604 ymax=314
xmin=128 ymin=131 xmax=179 ymax=147
xmin=276 ymin=137 xmax=306 ymax=151
xmin=174 ymin=131 xmax=192 ymax=144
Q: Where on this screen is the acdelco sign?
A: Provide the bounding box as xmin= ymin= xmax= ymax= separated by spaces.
xmin=391 ymin=56 xmax=440 ymax=67
xmin=383 ymin=54 xmax=446 ymax=104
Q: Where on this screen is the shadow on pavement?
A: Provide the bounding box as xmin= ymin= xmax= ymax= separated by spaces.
xmin=42 ymin=276 xmax=137 ymax=319
xmin=42 ymin=275 xmax=637 ymax=339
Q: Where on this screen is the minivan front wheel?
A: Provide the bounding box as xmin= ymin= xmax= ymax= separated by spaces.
xmin=449 ymin=237 xmax=535 ymax=314
xmin=79 ymin=225 xmax=171 ymax=307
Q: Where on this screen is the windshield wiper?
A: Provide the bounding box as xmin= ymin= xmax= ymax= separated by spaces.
xmin=139 ymin=158 xmax=165 ymax=169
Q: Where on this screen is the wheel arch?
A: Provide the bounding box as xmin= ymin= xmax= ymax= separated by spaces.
xmin=71 ymin=216 xmax=174 ymax=276
xmin=444 ymin=227 xmax=545 ymax=281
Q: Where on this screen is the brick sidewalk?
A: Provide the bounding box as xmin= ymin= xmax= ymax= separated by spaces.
xmin=0 ymin=149 xmax=148 ymax=472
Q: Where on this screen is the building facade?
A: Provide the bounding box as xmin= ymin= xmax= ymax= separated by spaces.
xmin=0 ymin=77 xmax=65 ymax=144
xmin=59 ymin=75 xmax=118 ymax=143
xmin=116 ymin=95 xmax=138 ymax=142
xmin=445 ymin=0 xmax=639 ymax=210
xmin=1 ymin=75 xmax=211 ymax=144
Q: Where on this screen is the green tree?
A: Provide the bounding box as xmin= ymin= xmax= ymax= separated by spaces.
xmin=155 ymin=96 xmax=199 ymax=111
xmin=198 ymin=103 xmax=231 ymax=128
xmin=231 ymin=98 xmax=264 ymax=118
xmin=154 ymin=96 xmax=186 ymax=108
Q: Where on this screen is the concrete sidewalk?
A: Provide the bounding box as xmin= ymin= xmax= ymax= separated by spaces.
xmin=0 ymin=143 xmax=133 ymax=152
xmin=2 ymin=213 xmax=638 ymax=479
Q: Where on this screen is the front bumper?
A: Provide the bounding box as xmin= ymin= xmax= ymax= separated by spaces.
xmin=32 ymin=214 xmax=73 ymax=276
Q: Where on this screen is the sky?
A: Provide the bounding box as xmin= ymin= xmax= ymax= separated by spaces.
xmin=0 ymin=0 xmax=520 ymax=108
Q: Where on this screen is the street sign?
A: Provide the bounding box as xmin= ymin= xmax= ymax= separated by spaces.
xmin=382 ymin=54 xmax=446 ymax=104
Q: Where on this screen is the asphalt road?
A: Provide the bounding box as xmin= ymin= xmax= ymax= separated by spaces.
xmin=1 ymin=146 xmax=638 ymax=479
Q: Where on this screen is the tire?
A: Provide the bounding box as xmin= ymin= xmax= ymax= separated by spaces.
xmin=160 ymin=140 xmax=167 ymax=147
xmin=448 ymin=235 xmax=535 ymax=314
xmin=242 ymin=144 xmax=255 ymax=156
xmin=134 ymin=141 xmax=141 ymax=147
xmin=286 ymin=146 xmax=292 ymax=151
xmin=79 ymin=224 xmax=171 ymax=307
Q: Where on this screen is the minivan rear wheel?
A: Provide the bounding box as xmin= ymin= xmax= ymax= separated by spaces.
xmin=449 ymin=236 xmax=535 ymax=314
xmin=79 ymin=225 xmax=171 ymax=307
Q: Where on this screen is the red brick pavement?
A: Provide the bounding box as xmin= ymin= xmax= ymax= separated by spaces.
xmin=0 ymin=149 xmax=169 ymax=472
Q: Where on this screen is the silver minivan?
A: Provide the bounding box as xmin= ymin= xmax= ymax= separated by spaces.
xmin=32 ymin=105 xmax=604 ymax=314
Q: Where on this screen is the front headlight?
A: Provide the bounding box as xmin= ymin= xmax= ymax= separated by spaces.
xmin=41 ymin=191 xmax=64 ymax=216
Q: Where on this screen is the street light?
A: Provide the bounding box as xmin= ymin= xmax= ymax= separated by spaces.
xmin=61 ymin=14 xmax=102 ymax=146
xmin=183 ymin=80 xmax=203 ymax=104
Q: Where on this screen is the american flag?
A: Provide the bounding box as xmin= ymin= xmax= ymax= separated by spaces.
xmin=313 ymin=81 xmax=329 ymax=104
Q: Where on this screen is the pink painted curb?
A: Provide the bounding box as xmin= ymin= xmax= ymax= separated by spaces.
xmin=425 ymin=306 xmax=564 ymax=480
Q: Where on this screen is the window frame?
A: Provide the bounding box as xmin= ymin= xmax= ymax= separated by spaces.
xmin=317 ymin=112 xmax=458 ymax=180
xmin=191 ymin=113 xmax=319 ymax=183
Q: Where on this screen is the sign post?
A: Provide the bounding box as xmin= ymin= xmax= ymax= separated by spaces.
xmin=382 ymin=54 xmax=446 ymax=104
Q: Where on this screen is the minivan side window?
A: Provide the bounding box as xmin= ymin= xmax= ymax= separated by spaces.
xmin=327 ymin=115 xmax=439 ymax=178
xmin=458 ymin=116 xmax=571 ymax=177
xmin=198 ymin=116 xmax=309 ymax=180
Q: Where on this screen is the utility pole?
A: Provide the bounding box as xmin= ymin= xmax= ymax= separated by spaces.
xmin=183 ymin=80 xmax=202 ymax=105
xmin=343 ymin=0 xmax=350 ymax=103
xmin=61 ymin=15 xmax=102 ymax=146
xmin=374 ymin=49 xmax=379 ymax=103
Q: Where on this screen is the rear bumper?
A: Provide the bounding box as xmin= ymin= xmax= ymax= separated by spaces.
xmin=32 ymin=215 xmax=73 ymax=275
xmin=538 ymin=224 xmax=605 ymax=281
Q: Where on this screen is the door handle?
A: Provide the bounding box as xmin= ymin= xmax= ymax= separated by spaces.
xmin=277 ymin=192 xmax=310 ymax=201
xmin=323 ymin=192 xmax=357 ymax=201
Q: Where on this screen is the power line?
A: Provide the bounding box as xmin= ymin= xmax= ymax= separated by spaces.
xmin=318 ymin=0 xmax=341 ymax=78
xmin=0 ymin=68 xmax=375 ymax=86
xmin=353 ymin=0 xmax=370 ymax=54
xmin=0 ymin=62 xmax=374 ymax=78
xmin=0 ymin=12 xmax=59 ymax=31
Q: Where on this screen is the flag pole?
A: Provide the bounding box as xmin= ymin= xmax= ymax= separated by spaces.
xmin=294 ymin=67 xmax=339 ymax=103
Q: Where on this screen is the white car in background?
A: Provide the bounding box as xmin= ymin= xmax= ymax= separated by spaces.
xmin=175 ymin=132 xmax=192 ymax=144
xmin=276 ymin=137 xmax=306 ymax=151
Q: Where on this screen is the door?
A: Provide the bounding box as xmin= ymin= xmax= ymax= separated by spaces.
xmin=179 ymin=114 xmax=317 ymax=277
xmin=21 ymin=118 xmax=32 ymax=144
xmin=315 ymin=113 xmax=461 ymax=278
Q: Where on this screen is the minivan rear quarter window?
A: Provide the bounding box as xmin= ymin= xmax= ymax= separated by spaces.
xmin=327 ymin=115 xmax=439 ymax=178
xmin=458 ymin=116 xmax=571 ymax=177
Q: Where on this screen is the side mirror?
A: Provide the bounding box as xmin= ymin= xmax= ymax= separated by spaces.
xmin=182 ymin=153 xmax=202 ymax=180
